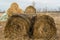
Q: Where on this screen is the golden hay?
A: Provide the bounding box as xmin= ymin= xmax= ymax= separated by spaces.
xmin=4 ymin=14 xmax=31 ymax=40
xmin=7 ymin=2 xmax=24 ymax=17
xmin=25 ymin=6 xmax=36 ymax=14
xmin=33 ymin=15 xmax=57 ymax=40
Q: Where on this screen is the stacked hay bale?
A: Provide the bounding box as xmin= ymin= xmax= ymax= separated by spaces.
xmin=25 ymin=6 xmax=36 ymax=14
xmin=0 ymin=2 xmax=24 ymax=23
xmin=7 ymin=2 xmax=24 ymax=17
xmin=25 ymin=6 xmax=36 ymax=18
xmin=4 ymin=14 xmax=31 ymax=40
xmin=33 ymin=15 xmax=57 ymax=40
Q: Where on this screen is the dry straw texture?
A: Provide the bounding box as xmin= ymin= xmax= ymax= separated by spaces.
xmin=3 ymin=14 xmax=57 ymax=40
xmin=7 ymin=2 xmax=24 ymax=17
xmin=4 ymin=14 xmax=31 ymax=40
xmin=33 ymin=15 xmax=57 ymax=40
xmin=25 ymin=6 xmax=36 ymax=14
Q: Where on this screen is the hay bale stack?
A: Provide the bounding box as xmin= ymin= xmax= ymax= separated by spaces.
xmin=4 ymin=14 xmax=31 ymax=40
xmin=25 ymin=6 xmax=36 ymax=14
xmin=33 ymin=15 xmax=57 ymax=40
xmin=7 ymin=2 xmax=24 ymax=17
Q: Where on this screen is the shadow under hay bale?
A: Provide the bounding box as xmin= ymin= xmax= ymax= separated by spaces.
xmin=25 ymin=6 xmax=36 ymax=14
xmin=33 ymin=15 xmax=57 ymax=40
xmin=4 ymin=14 xmax=31 ymax=40
xmin=28 ymin=14 xmax=37 ymax=38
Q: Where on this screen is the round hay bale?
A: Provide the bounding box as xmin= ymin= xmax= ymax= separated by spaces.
xmin=7 ymin=2 xmax=24 ymax=17
xmin=4 ymin=14 xmax=31 ymax=40
xmin=33 ymin=15 xmax=57 ymax=40
xmin=25 ymin=6 xmax=36 ymax=14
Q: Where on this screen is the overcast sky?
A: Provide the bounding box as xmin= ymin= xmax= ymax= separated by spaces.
xmin=0 ymin=0 xmax=60 ymax=11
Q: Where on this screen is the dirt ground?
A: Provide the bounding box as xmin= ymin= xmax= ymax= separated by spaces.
xmin=0 ymin=13 xmax=60 ymax=40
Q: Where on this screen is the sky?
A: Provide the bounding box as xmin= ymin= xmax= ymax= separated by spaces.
xmin=0 ymin=0 xmax=60 ymax=11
